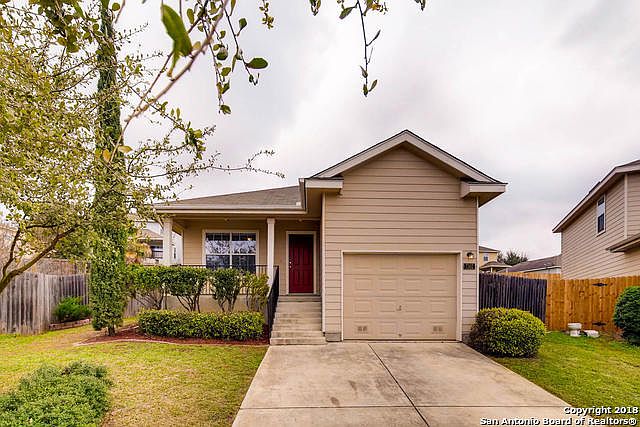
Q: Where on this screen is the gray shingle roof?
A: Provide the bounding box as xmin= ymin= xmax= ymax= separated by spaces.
xmin=507 ymin=255 xmax=561 ymax=272
xmin=158 ymin=185 xmax=301 ymax=208
xmin=479 ymin=245 xmax=499 ymax=253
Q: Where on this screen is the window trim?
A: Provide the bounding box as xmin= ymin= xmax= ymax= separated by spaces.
xmin=201 ymin=229 xmax=260 ymax=269
xmin=596 ymin=194 xmax=606 ymax=235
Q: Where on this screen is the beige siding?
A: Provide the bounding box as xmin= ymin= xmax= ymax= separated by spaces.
xmin=180 ymin=218 xmax=320 ymax=293
xmin=561 ymin=178 xmax=640 ymax=278
xmin=628 ymin=173 xmax=640 ymax=236
xmin=181 ymin=219 xmax=268 ymax=265
xmin=323 ymin=147 xmax=478 ymax=339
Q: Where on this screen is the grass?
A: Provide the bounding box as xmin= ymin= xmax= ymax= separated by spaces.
xmin=494 ymin=332 xmax=640 ymax=411
xmin=0 ymin=321 xmax=267 ymax=426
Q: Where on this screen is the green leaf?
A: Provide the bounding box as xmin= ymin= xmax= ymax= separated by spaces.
xmin=111 ymin=2 xmax=120 ymax=11
xmin=102 ymin=149 xmax=111 ymax=162
xmin=117 ymin=145 xmax=132 ymax=154
xmin=362 ymin=84 xmax=368 ymax=96
xmin=360 ymin=66 xmax=367 ymax=78
xmin=369 ymin=79 xmax=377 ymax=92
xmin=161 ymin=4 xmax=193 ymax=71
xmin=246 ymin=57 xmax=268 ymax=69
xmin=220 ymin=105 xmax=231 ymax=114
xmin=238 ymin=18 xmax=247 ymax=32
xmin=186 ymin=8 xmax=195 ymax=25
xmin=216 ymin=48 xmax=228 ymax=61
xmin=221 ymin=67 xmax=231 ymax=77
xmin=340 ymin=6 xmax=355 ymax=19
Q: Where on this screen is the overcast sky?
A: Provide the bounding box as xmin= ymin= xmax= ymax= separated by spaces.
xmin=122 ymin=0 xmax=640 ymax=259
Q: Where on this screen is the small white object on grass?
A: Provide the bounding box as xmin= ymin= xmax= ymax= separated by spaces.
xmin=567 ymin=322 xmax=582 ymax=337
xmin=583 ymin=330 xmax=600 ymax=338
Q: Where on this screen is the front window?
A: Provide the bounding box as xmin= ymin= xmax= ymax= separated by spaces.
xmin=205 ymin=232 xmax=257 ymax=272
xmin=596 ymin=195 xmax=606 ymax=234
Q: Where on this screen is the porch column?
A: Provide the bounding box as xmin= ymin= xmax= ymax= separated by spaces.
xmin=161 ymin=217 xmax=173 ymax=266
xmin=266 ymin=218 xmax=275 ymax=281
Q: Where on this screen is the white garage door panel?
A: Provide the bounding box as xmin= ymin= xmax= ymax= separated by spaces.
xmin=344 ymin=254 xmax=458 ymax=340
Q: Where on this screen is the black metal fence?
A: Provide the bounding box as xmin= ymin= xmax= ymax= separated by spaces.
xmin=266 ymin=266 xmax=280 ymax=337
xmin=479 ymin=273 xmax=547 ymax=321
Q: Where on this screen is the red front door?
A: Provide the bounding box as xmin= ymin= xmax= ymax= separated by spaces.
xmin=288 ymin=234 xmax=314 ymax=293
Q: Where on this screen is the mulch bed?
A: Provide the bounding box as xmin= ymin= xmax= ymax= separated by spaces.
xmin=80 ymin=325 xmax=269 ymax=346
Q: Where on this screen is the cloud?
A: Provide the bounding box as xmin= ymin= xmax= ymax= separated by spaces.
xmin=118 ymin=1 xmax=640 ymax=259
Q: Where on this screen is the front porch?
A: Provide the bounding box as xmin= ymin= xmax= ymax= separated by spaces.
xmin=159 ymin=215 xmax=326 ymax=344
xmin=160 ymin=217 xmax=322 ymax=298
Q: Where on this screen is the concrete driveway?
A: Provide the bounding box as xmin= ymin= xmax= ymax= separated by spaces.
xmin=234 ymin=343 xmax=574 ymax=427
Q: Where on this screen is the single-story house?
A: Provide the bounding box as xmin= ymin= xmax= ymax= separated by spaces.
xmin=506 ymin=255 xmax=561 ymax=275
xmin=155 ymin=130 xmax=506 ymax=342
xmin=553 ymin=159 xmax=640 ymax=279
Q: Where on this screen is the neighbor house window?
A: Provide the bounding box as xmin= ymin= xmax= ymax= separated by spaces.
xmin=596 ymin=195 xmax=606 ymax=234
xmin=205 ymin=232 xmax=257 ymax=271
xmin=483 ymin=254 xmax=489 ymax=262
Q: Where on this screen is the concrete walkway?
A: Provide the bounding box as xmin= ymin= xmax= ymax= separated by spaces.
xmin=234 ymin=343 xmax=575 ymax=427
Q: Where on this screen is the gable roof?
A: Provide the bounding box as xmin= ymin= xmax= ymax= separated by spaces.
xmin=479 ymin=245 xmax=500 ymax=253
xmin=155 ymin=185 xmax=302 ymax=210
xmin=155 ymin=130 xmax=506 ymax=213
xmin=506 ymin=255 xmax=561 ymax=273
xmin=553 ymin=159 xmax=640 ymax=233
xmin=311 ymin=130 xmax=504 ymax=184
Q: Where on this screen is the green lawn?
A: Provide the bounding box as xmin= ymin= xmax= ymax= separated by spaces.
xmin=494 ymin=332 xmax=640 ymax=411
xmin=0 ymin=323 xmax=266 ymax=426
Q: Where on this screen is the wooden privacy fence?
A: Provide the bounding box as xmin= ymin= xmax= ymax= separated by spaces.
xmin=546 ymin=275 xmax=640 ymax=334
xmin=480 ymin=273 xmax=640 ymax=334
xmin=479 ymin=273 xmax=547 ymax=321
xmin=0 ymin=273 xmax=88 ymax=334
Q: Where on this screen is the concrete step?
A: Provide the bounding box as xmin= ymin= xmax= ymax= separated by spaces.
xmin=275 ymin=312 xmax=321 ymax=319
xmin=273 ymin=317 xmax=322 ymax=326
xmin=272 ymin=324 xmax=322 ymax=333
xmin=278 ymin=295 xmax=321 ymax=302
xmin=276 ymin=306 xmax=322 ymax=313
xmin=270 ymin=336 xmax=326 ymax=345
xmin=270 ymin=330 xmax=324 ymax=338
xmin=276 ymin=301 xmax=321 ymax=307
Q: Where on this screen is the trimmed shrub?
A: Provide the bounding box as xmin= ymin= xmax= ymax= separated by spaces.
xmin=0 ymin=361 xmax=111 ymax=427
xmin=53 ymin=297 xmax=92 ymax=323
xmin=125 ymin=265 xmax=165 ymax=310
xmin=211 ymin=268 xmax=242 ymax=312
xmin=162 ymin=266 xmax=211 ymax=312
xmin=613 ymin=286 xmax=640 ymax=345
xmin=243 ymin=273 xmax=269 ymax=312
xmin=138 ymin=309 xmax=264 ymax=340
xmin=469 ymin=308 xmax=545 ymax=357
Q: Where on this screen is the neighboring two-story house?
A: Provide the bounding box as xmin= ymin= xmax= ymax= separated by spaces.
xmin=553 ymin=160 xmax=640 ymax=279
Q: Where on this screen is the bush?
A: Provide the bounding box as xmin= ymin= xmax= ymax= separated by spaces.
xmin=243 ymin=273 xmax=269 ymax=311
xmin=211 ymin=268 xmax=242 ymax=312
xmin=138 ymin=309 xmax=264 ymax=341
xmin=125 ymin=265 xmax=165 ymax=310
xmin=162 ymin=266 xmax=211 ymax=312
xmin=469 ymin=308 xmax=545 ymax=357
xmin=613 ymin=286 xmax=640 ymax=345
xmin=53 ymin=297 xmax=92 ymax=323
xmin=0 ymin=361 xmax=111 ymax=427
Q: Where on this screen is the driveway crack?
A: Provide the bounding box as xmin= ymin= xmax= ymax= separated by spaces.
xmin=367 ymin=343 xmax=430 ymax=426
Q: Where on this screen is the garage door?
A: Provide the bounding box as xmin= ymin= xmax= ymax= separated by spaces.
xmin=343 ymin=253 xmax=458 ymax=340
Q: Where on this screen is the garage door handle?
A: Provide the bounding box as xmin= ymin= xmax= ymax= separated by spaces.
xmin=397 ymin=305 xmax=402 ymax=311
